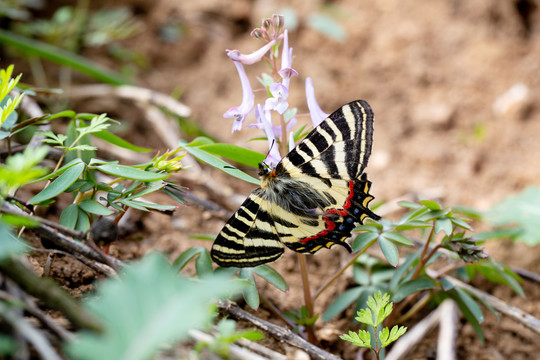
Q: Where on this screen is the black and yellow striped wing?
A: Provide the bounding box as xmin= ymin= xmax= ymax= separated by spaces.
xmin=211 ymin=100 xmax=380 ymax=268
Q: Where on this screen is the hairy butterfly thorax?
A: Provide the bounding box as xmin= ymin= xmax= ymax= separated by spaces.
xmin=211 ymin=100 xmax=380 ymax=268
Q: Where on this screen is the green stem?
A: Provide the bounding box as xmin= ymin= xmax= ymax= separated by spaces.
xmin=411 ymin=222 xmax=436 ymax=279
xmin=298 ymin=253 xmax=318 ymax=344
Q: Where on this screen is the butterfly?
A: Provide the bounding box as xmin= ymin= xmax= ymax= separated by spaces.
xmin=211 ymin=100 xmax=380 ymax=267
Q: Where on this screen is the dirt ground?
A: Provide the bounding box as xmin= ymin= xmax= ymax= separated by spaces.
xmin=5 ymin=0 xmax=540 ymax=359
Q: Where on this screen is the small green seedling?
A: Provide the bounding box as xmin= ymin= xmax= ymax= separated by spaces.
xmin=340 ymin=291 xmax=406 ymax=360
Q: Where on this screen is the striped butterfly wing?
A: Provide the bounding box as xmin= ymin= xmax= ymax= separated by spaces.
xmin=270 ymin=100 xmax=379 ymax=253
xmin=211 ymin=100 xmax=379 ymax=267
xmin=279 ymin=100 xmax=374 ymax=179
xmin=210 ymin=189 xmax=285 ymax=267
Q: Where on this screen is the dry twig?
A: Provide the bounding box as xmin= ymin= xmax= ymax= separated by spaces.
xmin=217 ymin=300 xmax=342 ymax=360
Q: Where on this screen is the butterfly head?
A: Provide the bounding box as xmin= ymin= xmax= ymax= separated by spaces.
xmin=258 ymin=162 xmax=278 ymax=188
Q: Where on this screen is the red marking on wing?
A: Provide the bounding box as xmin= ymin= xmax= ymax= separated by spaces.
xmin=299 ymin=181 xmax=356 ymax=243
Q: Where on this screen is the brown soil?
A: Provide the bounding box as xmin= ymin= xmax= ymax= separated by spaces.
xmin=5 ymin=0 xmax=540 ymax=359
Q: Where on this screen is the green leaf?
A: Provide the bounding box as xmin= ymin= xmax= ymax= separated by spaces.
xmin=93 ymin=131 xmax=151 ymax=152
xmin=435 ymin=217 xmax=453 ymax=235
xmin=392 ymin=277 xmax=435 ymax=302
xmin=0 ymin=213 xmax=39 ymax=228
xmin=323 ymin=287 xmax=364 ymax=322
xmin=485 ymin=187 xmax=540 ymax=245
xmin=0 ymin=221 xmax=26 ymax=260
xmin=188 ymin=234 xmax=216 ymax=241
xmin=239 ymin=269 xmax=259 ymax=310
xmin=195 ymin=249 xmax=213 ymax=279
xmin=339 ymin=330 xmax=371 ymax=348
xmin=450 ymin=217 xmax=474 ymax=232
xmin=252 ymin=265 xmax=288 ymax=292
xmin=179 ymin=140 xmax=259 ymax=185
xmin=198 ymin=143 xmax=265 ymax=168
xmin=97 ymin=164 xmax=168 ymax=181
xmin=65 ymin=253 xmax=243 ymax=360
xmin=59 ymin=204 xmax=79 ymax=229
xmin=75 ymin=208 xmax=91 ymax=233
xmin=118 ymin=199 xmax=176 ymax=212
xmin=123 ymin=181 xmax=165 ymax=201
xmin=381 ymin=231 xmax=413 ymax=246
xmin=172 ymin=247 xmax=207 ymax=272
xmin=28 ymin=159 xmax=83 ymax=184
xmin=389 ymin=253 xmax=418 ymax=292
xmin=0 ymin=29 xmax=130 ymax=85
xmin=77 ymin=114 xmax=112 ymax=137
xmin=441 ymin=277 xmax=455 ymax=291
xmin=78 ymin=200 xmax=113 ymax=216
xmin=394 ymin=221 xmax=431 ymax=231
xmin=352 ymin=231 xmax=379 ymax=252
xmin=418 ymin=200 xmax=441 ymax=210
xmin=29 ymin=162 xmax=86 ymax=204
xmin=379 ymin=325 xmax=407 ymax=347
xmin=378 ymin=236 xmax=399 ymax=266
xmin=455 ymin=287 xmax=484 ymax=324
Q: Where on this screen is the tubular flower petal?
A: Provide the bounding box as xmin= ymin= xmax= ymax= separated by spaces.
xmin=305 ymin=77 xmax=329 ymax=127
xmin=288 ymin=131 xmax=296 ymax=152
xmin=278 ymin=31 xmax=298 ymax=88
xmin=225 ymin=38 xmax=277 ymax=65
xmin=265 ymin=82 xmax=289 ymax=114
xmin=256 ymin=104 xmax=282 ymax=167
xmin=224 ymin=62 xmax=254 ymax=133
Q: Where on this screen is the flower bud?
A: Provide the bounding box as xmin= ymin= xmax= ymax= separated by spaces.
xmin=251 ymin=28 xmax=263 ymax=40
xmin=272 ymin=14 xmax=284 ymax=32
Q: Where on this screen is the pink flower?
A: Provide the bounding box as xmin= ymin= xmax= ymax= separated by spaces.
xmin=265 ymin=82 xmax=289 ymax=114
xmin=224 ymin=62 xmax=254 ymax=133
xmin=278 ymin=30 xmax=298 ymax=88
xmin=305 ymin=77 xmax=329 ymax=127
xmin=255 ymin=105 xmax=282 ymax=167
xmin=225 ymin=38 xmax=278 ymax=65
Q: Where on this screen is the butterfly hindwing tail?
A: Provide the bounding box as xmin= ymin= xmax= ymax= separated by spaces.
xmin=285 ymin=174 xmax=379 ymax=254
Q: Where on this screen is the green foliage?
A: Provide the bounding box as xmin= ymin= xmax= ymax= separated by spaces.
xmin=0 ymin=221 xmax=25 ymax=261
xmin=0 ymin=29 xmax=130 ymax=85
xmin=485 ymin=187 xmax=540 ymax=245
xmin=65 ymin=253 xmax=244 ymax=360
xmin=194 ymin=319 xmax=263 ymax=358
xmin=0 ymin=145 xmax=48 ymax=196
xmin=0 ymin=3 xmax=142 ymax=83
xmin=325 ymin=198 xmax=521 ymax=344
xmin=340 ymin=292 xmax=406 ymax=358
xmin=323 ymin=254 xmax=393 ymax=322
xmin=173 ymin=247 xmax=289 ymax=311
xmin=179 ymin=138 xmax=261 ymax=185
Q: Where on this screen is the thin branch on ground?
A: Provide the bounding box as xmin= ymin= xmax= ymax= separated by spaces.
xmin=217 ymin=300 xmax=342 ymax=360
xmin=0 ymin=301 xmax=63 ymax=360
xmin=188 ymin=329 xmax=279 ymax=360
xmin=385 ymin=304 xmax=442 ymax=360
xmin=67 ymin=84 xmax=191 ymax=118
xmin=259 ymin=293 xmax=297 ymax=331
xmin=510 ymin=266 xmax=540 ymax=284
xmin=0 ymin=256 xmax=103 ymax=333
xmin=438 ymin=272 xmax=540 ymax=335
xmin=2 ymin=201 xmax=125 ymax=271
xmin=437 ymin=300 xmax=458 ymax=360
